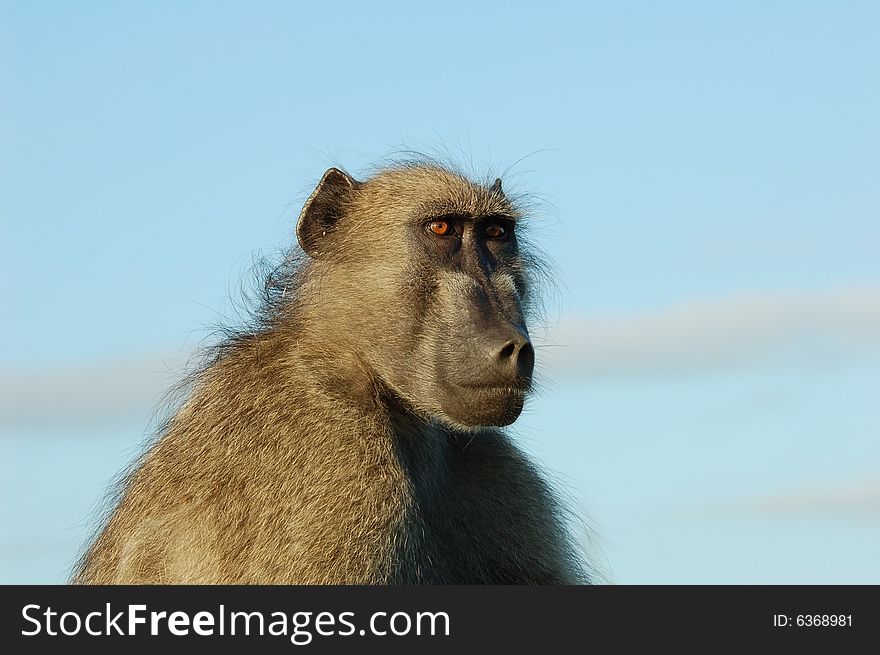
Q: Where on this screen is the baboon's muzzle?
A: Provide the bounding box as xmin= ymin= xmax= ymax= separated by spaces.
xmin=457 ymin=321 xmax=534 ymax=391
xmin=438 ymin=311 xmax=535 ymax=427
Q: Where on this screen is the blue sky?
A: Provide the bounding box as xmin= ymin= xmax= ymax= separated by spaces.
xmin=2 ymin=1 xmax=879 ymax=583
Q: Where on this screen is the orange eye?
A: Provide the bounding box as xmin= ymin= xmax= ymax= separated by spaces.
xmin=484 ymin=223 xmax=506 ymax=239
xmin=429 ymin=219 xmax=453 ymax=236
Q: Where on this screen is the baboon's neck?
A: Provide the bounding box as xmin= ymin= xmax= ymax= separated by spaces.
xmin=278 ymin=317 xmax=454 ymax=461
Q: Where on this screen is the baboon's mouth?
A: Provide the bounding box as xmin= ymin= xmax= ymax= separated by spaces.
xmin=451 ymin=381 xmax=531 ymax=396
xmin=477 ymin=386 xmax=527 ymax=396
xmin=439 ymin=382 xmax=528 ymax=428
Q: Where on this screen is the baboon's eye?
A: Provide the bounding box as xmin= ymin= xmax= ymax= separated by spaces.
xmin=483 ymin=222 xmax=507 ymax=240
xmin=428 ymin=219 xmax=454 ymax=236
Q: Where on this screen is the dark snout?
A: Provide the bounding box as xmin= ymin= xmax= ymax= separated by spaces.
xmin=455 ymin=282 xmax=534 ymax=389
xmin=449 ymin=319 xmax=534 ymax=392
xmin=439 ymin=319 xmax=535 ymax=428
xmin=432 ymin=276 xmax=535 ymax=428
xmin=489 ymin=326 xmax=535 ymax=384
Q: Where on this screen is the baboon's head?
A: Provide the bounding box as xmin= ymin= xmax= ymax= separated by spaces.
xmin=296 ymin=164 xmax=536 ymax=429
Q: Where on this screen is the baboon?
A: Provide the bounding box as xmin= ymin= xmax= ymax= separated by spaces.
xmin=73 ymin=162 xmax=590 ymax=584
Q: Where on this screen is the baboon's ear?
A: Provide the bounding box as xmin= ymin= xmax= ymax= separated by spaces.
xmin=296 ymin=168 xmax=360 ymax=258
xmin=490 ymin=178 xmax=503 ymax=195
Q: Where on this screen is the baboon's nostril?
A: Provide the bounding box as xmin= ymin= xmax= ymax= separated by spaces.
xmin=499 ymin=342 xmax=517 ymax=360
xmin=517 ymin=342 xmax=535 ymax=378
xmin=493 ymin=337 xmax=534 ymax=380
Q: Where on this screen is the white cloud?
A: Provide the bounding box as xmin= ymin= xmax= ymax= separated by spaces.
xmin=534 ymin=287 xmax=880 ymax=378
xmin=0 ymin=354 xmax=191 ymax=429
xmin=711 ymin=479 xmax=880 ymax=516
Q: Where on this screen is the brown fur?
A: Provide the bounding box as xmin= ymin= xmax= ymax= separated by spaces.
xmin=72 ymin=162 xmax=590 ymax=584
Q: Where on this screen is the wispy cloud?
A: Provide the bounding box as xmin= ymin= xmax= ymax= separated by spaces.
xmin=3 ymin=287 xmax=879 ymax=427
xmin=0 ymin=354 xmax=191 ymax=429
xmin=535 ymin=287 xmax=880 ymax=378
xmin=707 ymin=479 xmax=880 ymax=517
